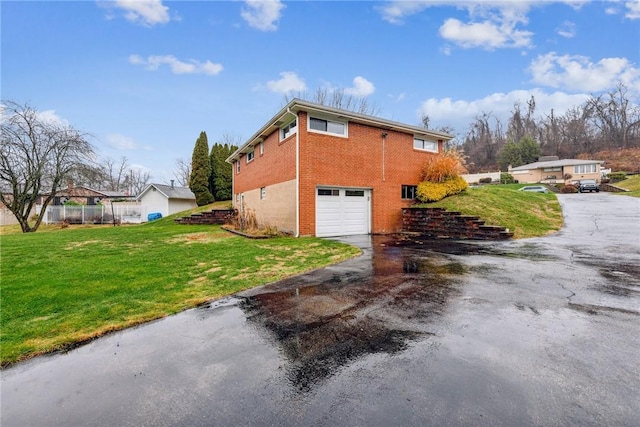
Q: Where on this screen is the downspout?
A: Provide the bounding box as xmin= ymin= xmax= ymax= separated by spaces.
xmin=289 ymin=107 xmax=300 ymax=237
xmin=381 ymin=132 xmax=387 ymax=182
xmin=231 ymin=158 xmax=236 ymax=210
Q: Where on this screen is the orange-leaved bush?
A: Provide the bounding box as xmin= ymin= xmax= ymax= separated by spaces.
xmin=417 ymin=151 xmax=468 ymax=203
xmin=421 ymin=150 xmax=467 ymax=183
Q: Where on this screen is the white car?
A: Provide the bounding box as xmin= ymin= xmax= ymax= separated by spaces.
xmin=518 ymin=185 xmax=549 ymax=193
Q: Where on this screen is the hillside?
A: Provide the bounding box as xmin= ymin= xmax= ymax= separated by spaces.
xmin=579 ymin=147 xmax=640 ymax=173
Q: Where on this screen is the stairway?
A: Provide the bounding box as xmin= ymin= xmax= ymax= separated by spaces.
xmin=174 ymin=209 xmax=235 ymax=225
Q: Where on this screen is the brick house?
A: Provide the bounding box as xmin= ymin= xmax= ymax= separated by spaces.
xmin=52 ymin=183 xmax=130 ymax=206
xmin=226 ymin=99 xmax=452 ymax=237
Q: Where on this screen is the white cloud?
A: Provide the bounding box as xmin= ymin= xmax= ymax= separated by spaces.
xmin=529 ymin=52 xmax=640 ymax=92
xmin=105 ymin=133 xmax=138 ymax=150
xmin=241 ymin=0 xmax=285 ymax=31
xmin=556 ymin=20 xmax=576 ymax=38
xmin=111 ymin=0 xmax=170 ymax=26
xmin=378 ymin=1 xmax=596 ymax=50
xmin=129 ymin=54 xmax=223 ymax=75
xmin=418 ymin=88 xmax=591 ymax=134
xmin=625 ymin=0 xmax=640 ymax=19
xmin=344 ymin=76 xmax=376 ymax=97
xmin=266 ymin=71 xmax=307 ymax=94
xmin=439 ymin=17 xmax=533 ymax=49
xmin=388 ymin=93 xmax=406 ymax=103
xmin=605 ymin=6 xmax=619 ymax=15
xmin=36 ymin=109 xmax=69 ymax=126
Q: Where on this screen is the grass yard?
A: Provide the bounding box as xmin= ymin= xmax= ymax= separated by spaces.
xmin=612 ymin=175 xmax=640 ymax=197
xmin=1 ymin=188 xmax=564 ymax=366
xmin=0 ymin=217 xmax=360 ymax=367
xmin=422 ymin=184 xmax=564 ymax=239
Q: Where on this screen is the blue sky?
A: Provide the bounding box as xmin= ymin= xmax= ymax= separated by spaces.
xmin=2 ymin=0 xmax=639 ymax=184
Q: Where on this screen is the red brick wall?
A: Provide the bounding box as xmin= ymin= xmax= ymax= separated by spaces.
xmin=233 ymin=125 xmax=297 ymax=194
xmin=297 ymin=112 xmax=441 ymax=235
xmin=233 ymin=109 xmax=443 ymax=236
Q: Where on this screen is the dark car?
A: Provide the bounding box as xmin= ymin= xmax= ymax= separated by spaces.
xmin=578 ymin=179 xmax=600 ymax=193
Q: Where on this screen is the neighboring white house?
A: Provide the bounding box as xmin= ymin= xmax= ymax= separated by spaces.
xmin=136 ymin=183 xmax=196 ymax=221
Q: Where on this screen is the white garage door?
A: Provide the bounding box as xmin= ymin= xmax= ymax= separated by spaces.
xmin=316 ymin=187 xmax=370 ymax=237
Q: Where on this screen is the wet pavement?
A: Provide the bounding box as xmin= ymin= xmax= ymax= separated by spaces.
xmin=2 ymin=193 xmax=639 ymax=426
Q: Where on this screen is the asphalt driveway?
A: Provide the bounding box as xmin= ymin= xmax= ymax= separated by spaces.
xmin=2 ymin=193 xmax=639 ymax=426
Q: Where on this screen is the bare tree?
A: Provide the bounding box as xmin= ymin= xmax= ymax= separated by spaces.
xmin=125 ymin=168 xmax=150 ymax=197
xmin=585 ymin=83 xmax=640 ymax=149
xmin=283 ymin=87 xmax=380 ymax=116
xmin=462 ymin=112 xmax=505 ymax=171
xmin=0 ymin=101 xmax=95 ymax=232
xmin=173 ymin=157 xmax=191 ymax=187
xmin=104 ymin=156 xmax=129 ymax=191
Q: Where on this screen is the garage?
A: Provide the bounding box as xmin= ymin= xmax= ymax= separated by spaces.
xmin=316 ymin=187 xmax=371 ymax=237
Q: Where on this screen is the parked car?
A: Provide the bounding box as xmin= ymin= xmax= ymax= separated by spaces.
xmin=577 ymin=179 xmax=600 ymax=193
xmin=518 ymin=185 xmax=549 ymax=193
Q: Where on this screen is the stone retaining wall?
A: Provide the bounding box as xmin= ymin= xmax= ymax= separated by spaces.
xmin=402 ymin=208 xmax=513 ymax=240
xmin=174 ymin=209 xmax=235 ymax=225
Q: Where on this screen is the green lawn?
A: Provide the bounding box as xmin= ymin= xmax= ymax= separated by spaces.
xmin=420 ymin=184 xmax=564 ymax=239
xmin=0 ymin=216 xmax=360 ymax=366
xmin=612 ymin=175 xmax=640 ymax=197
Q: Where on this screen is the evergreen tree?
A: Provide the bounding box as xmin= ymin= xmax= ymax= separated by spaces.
xmin=209 ymin=143 xmax=236 ymax=201
xmin=498 ymin=136 xmax=541 ymax=170
xmin=189 ymin=131 xmax=214 ymax=206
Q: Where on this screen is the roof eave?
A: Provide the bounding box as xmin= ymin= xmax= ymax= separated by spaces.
xmin=225 ymin=99 xmax=453 ymax=163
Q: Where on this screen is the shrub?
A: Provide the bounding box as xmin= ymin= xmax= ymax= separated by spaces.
xmin=607 ymin=172 xmax=627 ymax=183
xmin=560 ymin=184 xmax=578 ymax=193
xmin=421 ymin=153 xmax=465 ymax=183
xmin=479 ymin=177 xmax=492 ymax=184
xmin=417 ymin=182 xmax=448 ymax=202
xmin=417 ymin=176 xmax=468 ymax=203
xmin=443 ymin=176 xmax=469 ymax=194
xmin=500 ymin=172 xmax=515 ymax=184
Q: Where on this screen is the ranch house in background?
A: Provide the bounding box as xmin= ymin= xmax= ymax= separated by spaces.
xmin=51 ymin=182 xmax=131 ymax=206
xmin=508 ymin=156 xmax=604 ymax=185
xmin=226 ymin=99 xmax=452 ymax=237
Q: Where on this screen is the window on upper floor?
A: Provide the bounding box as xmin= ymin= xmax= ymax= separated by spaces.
xmin=259 ymin=141 xmax=264 ymax=155
xmin=309 ymin=117 xmax=347 ymax=137
xmin=413 ymin=138 xmax=438 ymax=153
xmin=401 ymin=185 xmax=417 ymax=200
xmin=236 ymin=160 xmax=240 ymax=174
xmin=281 ymin=119 xmax=297 ymax=140
xmin=246 ymin=149 xmax=255 ymax=163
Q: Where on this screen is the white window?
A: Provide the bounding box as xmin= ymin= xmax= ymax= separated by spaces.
xmin=236 ymin=161 xmax=240 ymax=173
xmin=574 ymin=164 xmax=597 ymax=174
xmin=259 ymin=142 xmax=264 ymax=155
xmin=246 ymin=149 xmax=255 ymax=163
xmin=413 ymin=138 xmax=438 ymax=152
xmin=281 ymin=119 xmax=297 ymax=140
xmin=309 ymin=117 xmax=347 ymax=137
xmin=260 ymin=187 xmax=266 ymax=200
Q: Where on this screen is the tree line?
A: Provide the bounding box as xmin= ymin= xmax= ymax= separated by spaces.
xmin=449 ymin=83 xmax=640 ymax=172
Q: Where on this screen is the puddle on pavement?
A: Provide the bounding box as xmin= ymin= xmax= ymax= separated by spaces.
xmin=238 ymin=235 xmax=465 ymax=393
